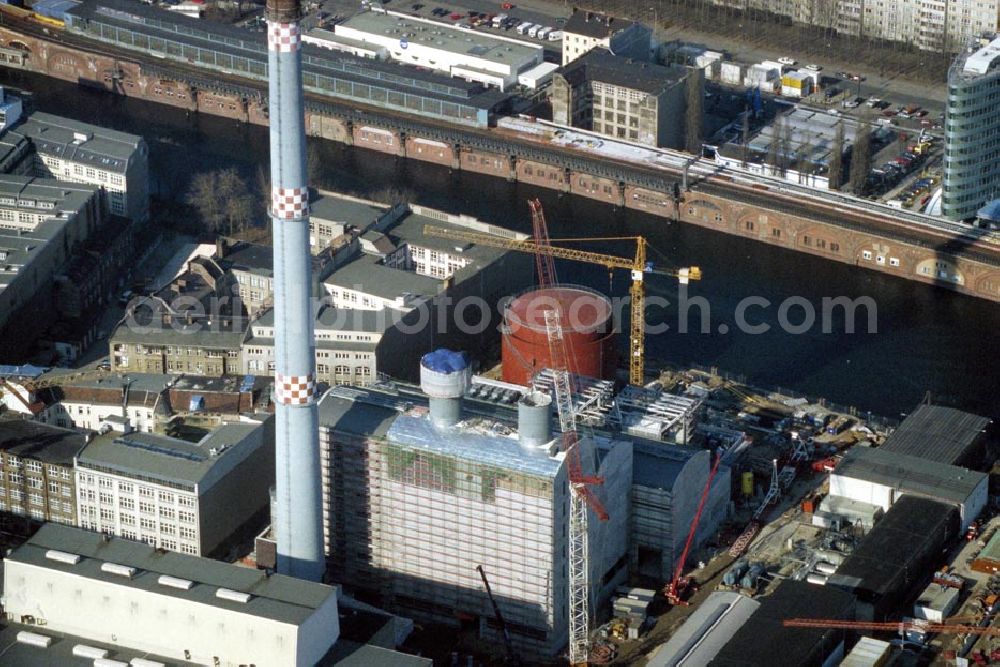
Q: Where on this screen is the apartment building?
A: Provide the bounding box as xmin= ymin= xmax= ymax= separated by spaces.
xmin=561 ymin=8 xmax=651 ymax=66
xmin=309 ymin=192 xmax=404 ymax=252
xmin=0 ymin=418 xmax=83 ymax=526
xmin=110 ymin=322 xmax=247 ymax=375
xmin=552 ymin=49 xmax=689 ymax=148
xmin=74 ymin=417 xmax=274 ymax=556
xmin=16 ymin=111 xmax=149 ymax=222
xmin=0 ymin=175 xmax=104 ymax=335
xmin=943 ymin=35 xmax=1000 ymax=220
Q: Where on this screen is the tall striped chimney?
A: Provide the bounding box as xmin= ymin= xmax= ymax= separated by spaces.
xmin=266 ymin=0 xmax=324 ymax=581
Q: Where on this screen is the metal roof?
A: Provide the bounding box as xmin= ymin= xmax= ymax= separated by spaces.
xmin=311 ymin=192 xmax=390 ymax=226
xmin=9 ymin=523 xmax=337 ymax=625
xmin=648 ymin=592 xmax=759 ymax=667
xmin=709 ymin=581 xmax=854 ymax=667
xmin=879 ymin=403 xmax=990 ymax=465
xmin=833 ymin=446 xmax=987 ymax=505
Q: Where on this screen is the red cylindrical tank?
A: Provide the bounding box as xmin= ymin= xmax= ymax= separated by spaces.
xmin=501 ymin=285 xmax=616 ymax=386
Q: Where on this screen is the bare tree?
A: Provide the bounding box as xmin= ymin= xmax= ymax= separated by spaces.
xmin=849 ymin=120 xmax=872 ymax=195
xmin=186 ymin=171 xmax=225 ymax=232
xmin=828 ymin=120 xmax=845 ymax=190
xmin=685 ymin=67 xmax=705 ymax=155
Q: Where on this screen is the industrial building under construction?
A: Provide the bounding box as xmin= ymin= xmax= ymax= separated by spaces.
xmin=303 ymin=348 xmax=734 ymax=656
xmin=317 ymin=350 xmax=633 ymax=655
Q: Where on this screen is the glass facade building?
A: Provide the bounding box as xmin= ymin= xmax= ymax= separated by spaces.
xmin=65 ymin=0 xmax=504 ymax=127
xmin=943 ymin=35 xmax=1000 ymax=221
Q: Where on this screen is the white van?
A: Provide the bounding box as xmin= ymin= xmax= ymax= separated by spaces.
xmin=516 ymin=22 xmax=532 ymax=35
xmin=527 ymin=24 xmax=541 ymax=38
xmin=537 ymin=26 xmax=552 ymax=39
xmin=547 ymin=30 xmax=563 ymax=41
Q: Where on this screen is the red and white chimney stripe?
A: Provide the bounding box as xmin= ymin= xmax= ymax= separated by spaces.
xmin=271 ymin=186 xmax=309 ymax=220
xmin=267 ymin=23 xmax=301 ymax=53
xmin=274 ymin=373 xmax=315 ymax=405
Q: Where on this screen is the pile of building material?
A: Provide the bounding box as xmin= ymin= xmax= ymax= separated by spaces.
xmin=611 ymin=587 xmax=655 ymax=640
xmin=840 ymin=637 xmax=891 ymax=667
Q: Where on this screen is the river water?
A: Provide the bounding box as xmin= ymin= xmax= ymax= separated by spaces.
xmin=7 ymin=71 xmax=998 ymax=421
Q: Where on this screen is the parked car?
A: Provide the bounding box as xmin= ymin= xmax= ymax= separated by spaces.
xmin=824 ymin=87 xmax=839 ymax=98
xmin=778 ymin=56 xmax=796 ymax=66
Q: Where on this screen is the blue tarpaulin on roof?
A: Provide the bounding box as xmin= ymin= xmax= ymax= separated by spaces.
xmin=421 ymin=349 xmax=469 ymax=374
xmin=30 ymin=0 xmax=79 ymax=19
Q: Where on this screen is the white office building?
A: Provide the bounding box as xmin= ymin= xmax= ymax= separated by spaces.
xmin=331 ymin=10 xmax=543 ymax=90
xmin=16 ymin=111 xmax=149 ymax=222
xmin=561 ymin=9 xmax=651 ymax=66
xmin=74 ymin=418 xmax=274 ymax=556
xmin=1 ymin=523 xmax=340 ymax=666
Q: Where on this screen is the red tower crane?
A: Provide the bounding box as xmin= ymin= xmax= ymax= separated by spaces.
xmin=665 ymin=453 xmax=722 ymax=606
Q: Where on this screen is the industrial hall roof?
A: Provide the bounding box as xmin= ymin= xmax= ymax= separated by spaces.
xmin=879 ymin=403 xmax=990 ymax=466
xmin=833 ymin=445 xmax=987 ymax=506
xmin=10 ymin=523 xmax=337 ymax=625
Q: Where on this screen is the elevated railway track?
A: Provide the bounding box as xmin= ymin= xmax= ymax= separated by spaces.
xmin=3 ymin=9 xmax=1000 ymax=301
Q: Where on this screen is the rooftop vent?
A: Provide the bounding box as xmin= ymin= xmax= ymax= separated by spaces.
xmin=216 ymin=588 xmax=251 ymax=603
xmin=158 ymin=574 xmax=193 ymax=590
xmin=100 ymin=562 xmax=136 ymax=578
xmin=95 ymin=659 xmax=130 ymax=667
xmin=45 ymin=549 xmax=80 ymax=565
xmin=71 ymin=645 xmax=109 ymax=659
xmin=71 ymin=131 xmax=92 ymax=144
xmin=129 ymin=659 xmax=166 ymax=667
xmin=16 ymin=631 xmax=52 ymax=648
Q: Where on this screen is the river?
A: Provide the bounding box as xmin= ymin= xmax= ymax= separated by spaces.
xmin=7 ymin=70 xmax=998 ymax=421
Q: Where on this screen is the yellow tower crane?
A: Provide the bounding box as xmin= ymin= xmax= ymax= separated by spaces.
xmin=422 ymin=225 xmax=701 ymax=386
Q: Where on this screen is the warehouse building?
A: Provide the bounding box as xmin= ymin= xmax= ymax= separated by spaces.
xmin=317 ymin=352 xmax=632 ymax=656
xmin=829 ymin=446 xmax=988 ymax=528
xmin=879 ymin=403 xmax=991 ymax=468
xmin=561 ymin=8 xmax=651 ymax=66
xmin=828 ymin=495 xmax=959 ymax=620
xmin=74 ymin=416 xmax=274 ymax=557
xmin=330 ymin=10 xmax=544 ymax=91
xmin=16 ymin=111 xmax=149 ymax=223
xmin=552 ymin=49 xmax=690 ymax=148
xmin=65 ymin=0 xmax=508 ymax=127
xmin=0 ymin=418 xmax=83 ymax=526
xmin=647 ymin=591 xmax=760 ymax=667
xmin=710 ymin=580 xmax=855 ymax=666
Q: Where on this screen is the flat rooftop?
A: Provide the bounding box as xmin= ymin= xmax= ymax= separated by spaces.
xmin=834 ymin=446 xmax=987 ymax=505
xmin=0 ymin=219 xmax=66 ymax=291
xmin=311 ymin=192 xmax=391 ymax=227
xmin=0 ymin=418 xmax=87 ymax=466
xmin=324 ymin=253 xmax=442 ymax=302
xmin=17 ymin=111 xmax=144 ymax=173
xmin=338 ymin=10 xmax=541 ymax=66
xmin=77 ymin=420 xmax=265 ymax=487
xmin=962 ymin=34 xmax=1000 ymax=75
xmin=9 ymin=523 xmax=336 ymax=626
